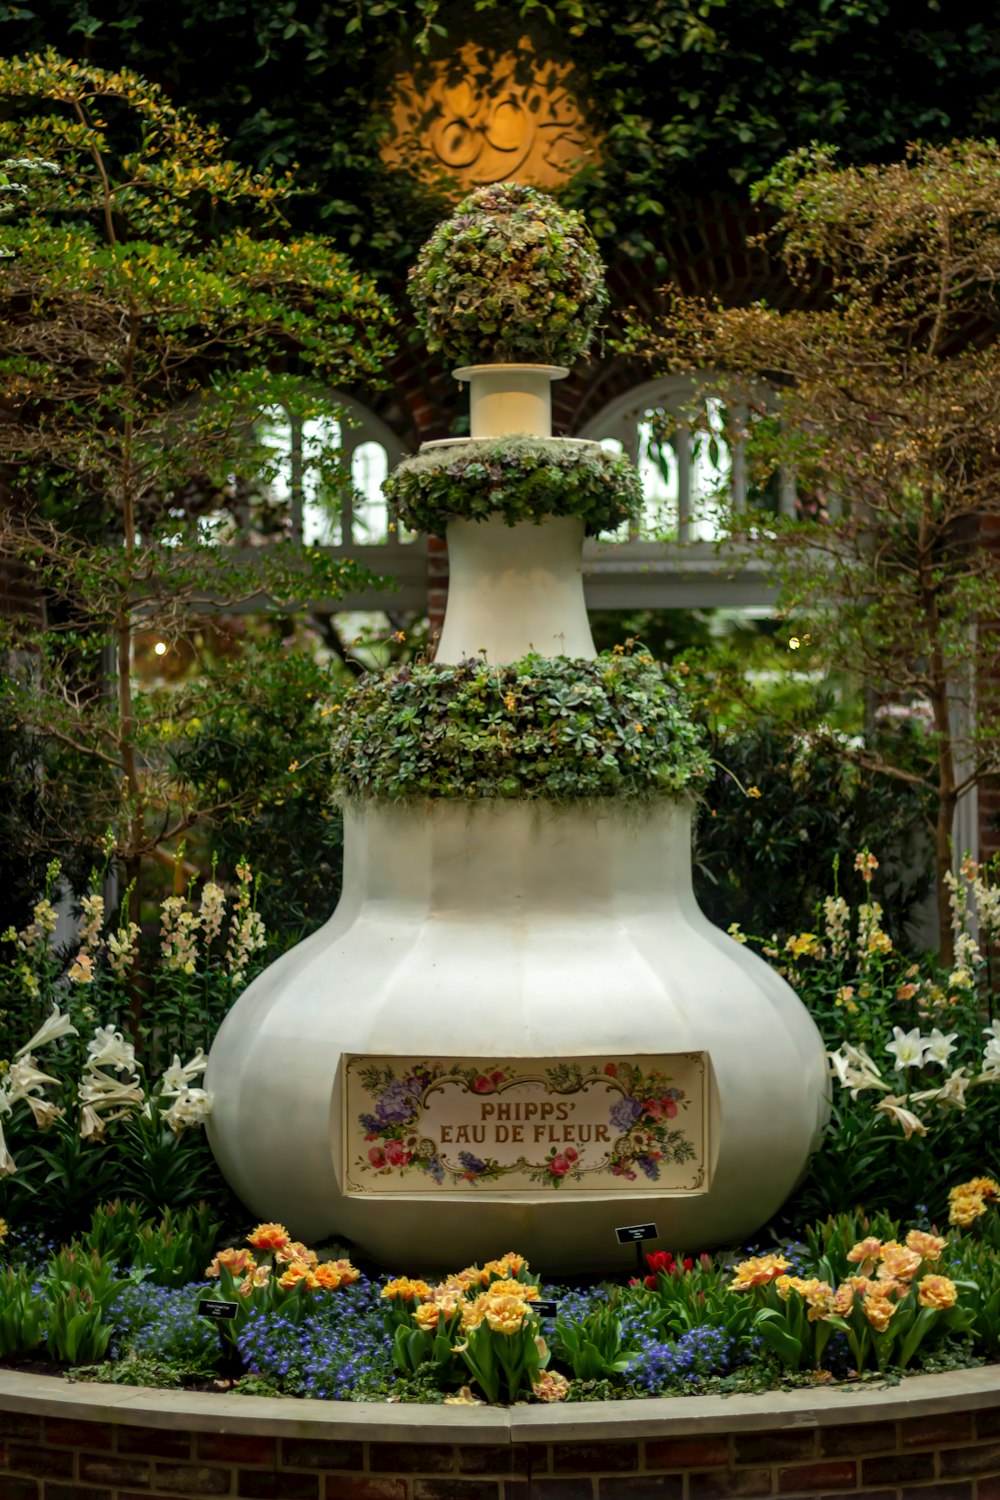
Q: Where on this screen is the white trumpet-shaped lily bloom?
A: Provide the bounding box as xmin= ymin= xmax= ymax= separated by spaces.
xmin=828 ymin=1042 xmax=890 ymax=1098
xmin=78 ymin=1068 xmax=145 ymax=1111
xmin=922 ymin=1029 xmax=959 ymax=1069
xmin=162 ymin=1086 xmax=213 ymax=1135
xmin=912 ymin=1068 xmax=970 ymax=1110
xmin=7 ymin=1055 xmax=60 ymax=1103
xmin=885 ymin=1026 xmax=926 ymax=1070
xmin=875 ymin=1094 xmax=928 ymax=1139
xmin=85 ymin=1027 xmax=136 ymax=1074
xmin=159 ymin=1050 xmax=208 ymax=1097
xmin=15 ymin=1005 xmax=78 ymax=1059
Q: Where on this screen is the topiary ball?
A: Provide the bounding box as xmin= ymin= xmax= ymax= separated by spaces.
xmin=408 ymin=182 xmax=608 ymax=369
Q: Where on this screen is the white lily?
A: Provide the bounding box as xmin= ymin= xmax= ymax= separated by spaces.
xmin=78 ymin=1069 xmax=145 ymax=1110
xmin=79 ymin=1104 xmax=106 ymax=1140
xmin=15 ymin=1005 xmax=78 ymax=1058
xmin=875 ymin=1094 xmax=928 ymax=1139
xmin=24 ymin=1096 xmax=63 ymax=1129
xmin=912 ymin=1067 xmax=970 ymax=1109
xmin=0 ymin=1116 xmax=16 ymax=1176
xmin=159 ymin=1049 xmax=208 ymax=1097
xmin=7 ymin=1055 xmax=60 ymax=1103
xmin=885 ymin=1026 xmax=926 ymax=1070
xmin=162 ymin=1086 xmax=213 ymax=1135
xmin=830 ymin=1042 xmax=890 ymax=1098
xmin=923 ymin=1028 xmax=958 ymax=1069
xmin=85 ymin=1026 xmax=136 ymax=1074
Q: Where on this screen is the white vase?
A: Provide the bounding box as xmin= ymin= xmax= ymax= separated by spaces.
xmin=206 ymin=357 xmax=829 ymax=1273
xmin=206 ymin=798 xmax=828 ymax=1271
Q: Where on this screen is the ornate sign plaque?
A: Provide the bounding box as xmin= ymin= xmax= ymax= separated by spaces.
xmin=342 ymin=1054 xmax=708 ymax=1195
xmin=381 ymin=40 xmax=600 ymax=192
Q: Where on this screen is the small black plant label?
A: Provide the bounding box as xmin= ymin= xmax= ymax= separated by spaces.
xmin=615 ymin=1223 xmax=658 ymax=1244
xmin=198 ymin=1299 xmax=239 ymax=1321
xmin=533 ymin=1299 xmax=560 ymax=1317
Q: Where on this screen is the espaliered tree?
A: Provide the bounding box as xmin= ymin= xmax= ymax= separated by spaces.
xmin=0 ymin=52 xmax=395 ymax=917
xmin=621 ymin=141 xmax=1000 ymax=962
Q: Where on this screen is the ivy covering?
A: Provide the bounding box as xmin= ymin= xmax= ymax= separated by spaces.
xmin=384 ymin=436 xmax=641 ymax=536
xmin=330 ymin=652 xmax=711 ymax=802
xmin=408 ymin=183 xmax=607 ymax=368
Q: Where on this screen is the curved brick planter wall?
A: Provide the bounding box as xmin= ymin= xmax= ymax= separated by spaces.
xmin=1 ymin=1366 xmax=999 ymax=1500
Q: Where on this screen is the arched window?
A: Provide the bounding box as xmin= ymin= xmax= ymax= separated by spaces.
xmin=578 ymin=375 xmax=800 ymax=543
xmin=254 ymin=394 xmax=410 ymax=547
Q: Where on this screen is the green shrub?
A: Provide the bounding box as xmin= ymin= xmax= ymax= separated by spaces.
xmin=330 ymin=651 xmax=711 ymax=803
xmin=408 ymin=183 xmax=607 ymax=368
xmin=384 ymin=436 xmax=641 ymax=537
xmin=693 ymin=718 xmax=934 ymax=941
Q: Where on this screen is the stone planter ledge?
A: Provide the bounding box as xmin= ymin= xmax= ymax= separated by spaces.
xmin=0 ymin=1363 xmax=998 ymax=1441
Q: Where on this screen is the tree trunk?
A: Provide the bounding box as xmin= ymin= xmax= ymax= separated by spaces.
xmin=934 ymin=790 xmax=957 ymax=969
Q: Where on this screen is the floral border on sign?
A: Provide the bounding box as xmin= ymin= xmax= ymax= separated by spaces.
xmin=347 ymin=1057 xmax=703 ymax=1190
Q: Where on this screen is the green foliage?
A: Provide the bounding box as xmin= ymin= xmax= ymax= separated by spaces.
xmin=331 ymin=649 xmax=711 ymax=802
xmin=41 ymin=1246 xmax=131 ymax=1364
xmin=693 ymin=718 xmax=934 ymax=942
xmin=409 ymin=182 xmax=606 ymax=366
xmin=623 ymin=140 xmax=1000 ymax=960
xmin=0 ymin=1266 xmax=45 ymax=1357
xmin=6 ymin=2 xmax=998 ymax=278
xmin=171 ymin=637 xmax=351 ymax=933
xmin=131 ymin=1205 xmax=222 ymax=1288
xmin=551 ymin=1302 xmax=640 ymax=1380
xmin=0 ymin=51 xmax=393 ymax=887
xmin=385 ymin=435 xmax=641 ymax=537
xmin=628 ymin=1255 xmax=755 ymax=1343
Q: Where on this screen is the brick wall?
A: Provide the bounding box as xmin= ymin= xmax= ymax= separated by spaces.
xmin=2 ymin=1402 xmax=1000 ymax=1500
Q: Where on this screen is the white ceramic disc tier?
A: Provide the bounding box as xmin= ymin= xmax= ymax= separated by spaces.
xmin=206 ymin=799 xmax=829 ymax=1272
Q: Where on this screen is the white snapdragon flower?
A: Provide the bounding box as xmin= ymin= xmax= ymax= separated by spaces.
xmin=107 ymin=921 xmax=140 ymax=979
xmin=15 ymin=1005 xmax=78 ymax=1058
xmin=199 ymin=882 xmax=226 ymax=944
xmin=885 ymin=1026 xmax=926 ymax=1070
xmin=85 ymin=1026 xmax=136 ymax=1074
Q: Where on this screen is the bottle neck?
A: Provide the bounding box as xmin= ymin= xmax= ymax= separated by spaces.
xmin=453 ymin=363 xmax=568 ymax=439
xmin=435 ymin=514 xmax=595 ymax=664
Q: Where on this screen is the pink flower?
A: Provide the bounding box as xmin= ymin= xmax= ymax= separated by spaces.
xmin=489 ymin=1070 xmax=506 ymax=1085
xmin=550 ymin=1154 xmax=572 ymax=1177
xmin=564 ymin=1147 xmax=579 ymax=1163
xmin=472 ymin=1076 xmax=494 ymax=1093
xmin=604 ymin=1063 xmax=617 ymax=1077
xmin=368 ymin=1146 xmax=387 ymax=1169
xmin=385 ymin=1140 xmax=410 ymax=1167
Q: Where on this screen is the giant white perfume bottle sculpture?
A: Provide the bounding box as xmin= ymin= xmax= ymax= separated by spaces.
xmin=206 ymin=190 xmax=827 ymax=1270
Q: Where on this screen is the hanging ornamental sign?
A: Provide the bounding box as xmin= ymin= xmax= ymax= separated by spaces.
xmin=342 ymin=1054 xmax=708 ymax=1194
xmin=381 ymin=39 xmax=600 ymax=192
